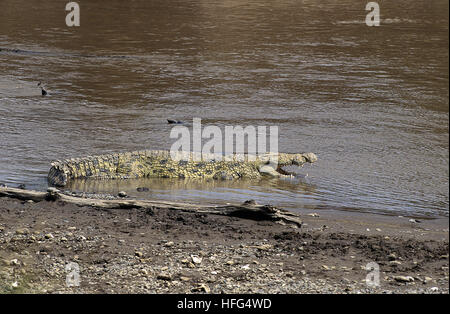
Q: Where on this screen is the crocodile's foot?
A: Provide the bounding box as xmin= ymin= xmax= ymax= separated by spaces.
xmin=258 ymin=164 xmax=296 ymax=179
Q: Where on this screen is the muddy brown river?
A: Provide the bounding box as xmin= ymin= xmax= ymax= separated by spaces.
xmin=0 ymin=0 xmax=448 ymax=218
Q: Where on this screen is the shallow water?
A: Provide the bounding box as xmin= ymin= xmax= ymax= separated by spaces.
xmin=0 ymin=0 xmax=448 ymax=218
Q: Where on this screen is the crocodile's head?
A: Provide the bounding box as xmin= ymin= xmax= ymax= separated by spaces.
xmin=277 ymin=152 xmax=317 ymax=167
xmin=274 ymin=152 xmax=317 ymax=176
xmin=292 ymin=152 xmax=318 ymax=165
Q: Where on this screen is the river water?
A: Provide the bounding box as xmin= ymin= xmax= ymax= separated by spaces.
xmin=0 ymin=0 xmax=448 ymax=218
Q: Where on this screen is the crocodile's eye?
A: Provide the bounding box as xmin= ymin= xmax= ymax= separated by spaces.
xmin=292 ymin=156 xmax=306 ymax=166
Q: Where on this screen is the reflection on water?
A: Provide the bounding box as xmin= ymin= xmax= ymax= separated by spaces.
xmin=65 ymin=176 xmax=318 ymax=210
xmin=0 ymin=0 xmax=448 ymax=218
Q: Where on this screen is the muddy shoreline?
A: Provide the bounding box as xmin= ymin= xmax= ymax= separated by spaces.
xmin=0 ymin=189 xmax=448 ymax=294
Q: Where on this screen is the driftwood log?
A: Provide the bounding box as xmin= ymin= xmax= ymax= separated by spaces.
xmin=0 ymin=186 xmax=303 ymax=228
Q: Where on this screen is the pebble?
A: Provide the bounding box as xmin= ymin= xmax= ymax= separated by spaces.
xmin=164 ymin=241 xmax=174 ymax=247
xmin=394 ymin=276 xmax=415 ymax=283
xmin=156 ymin=273 xmax=172 ymax=281
xmin=424 ymin=277 xmax=433 ymax=283
xmin=15 ymin=228 xmax=30 ymax=235
xmin=118 ymin=191 xmax=127 ymax=198
xmin=388 ymin=253 xmax=397 ymax=261
xmin=192 ymin=283 xmax=210 ymax=293
xmin=44 ymin=233 xmax=54 ymax=239
xmin=191 ymin=255 xmax=203 ymax=265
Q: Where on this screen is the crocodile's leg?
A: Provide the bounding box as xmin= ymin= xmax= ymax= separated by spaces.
xmin=258 ymin=163 xmax=294 ymax=179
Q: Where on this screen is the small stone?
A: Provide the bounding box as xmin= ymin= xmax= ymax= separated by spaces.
xmin=375 ymin=228 xmax=382 ymax=232
xmin=164 ymin=241 xmax=174 ymax=247
xmin=424 ymin=276 xmax=433 ymax=283
xmin=60 ymin=237 xmax=68 ymax=242
xmin=389 ymin=261 xmax=402 ymax=266
xmin=191 ymin=255 xmax=203 ymax=265
xmin=409 ymin=219 xmax=421 ymax=224
xmin=135 ymin=251 xmax=143 ymax=257
xmin=45 ymin=233 xmax=54 ymax=239
xmin=307 ymin=213 xmax=320 ymax=218
xmin=255 ymin=244 xmax=272 ymax=251
xmin=47 ymin=187 xmax=59 ymax=193
xmin=322 ymin=265 xmax=330 ymax=270
xmin=192 ymin=283 xmax=210 ymax=293
xmin=15 ymin=228 xmax=29 ymax=235
xmin=10 ymin=259 xmax=20 ymax=266
xmin=394 ymin=275 xmax=415 ymax=283
xmin=11 ymin=281 xmax=19 ymax=288
xmin=118 ymin=191 xmax=127 ymax=198
xmin=180 ymin=276 xmax=191 ymax=282
xmin=430 ymin=287 xmax=439 ymax=292
xmin=226 ymin=260 xmax=234 ymax=265
xmin=388 ymin=253 xmax=397 ymax=261
xmin=156 ymin=273 xmax=172 ymax=281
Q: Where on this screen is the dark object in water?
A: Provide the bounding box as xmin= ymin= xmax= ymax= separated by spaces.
xmin=137 ymin=187 xmax=150 ymax=192
xmin=118 ymin=191 xmax=127 ymax=198
xmin=17 ymin=184 xmax=26 ymax=189
xmin=167 ymin=119 xmax=183 ymax=124
xmin=37 ymin=82 xmax=47 ymax=96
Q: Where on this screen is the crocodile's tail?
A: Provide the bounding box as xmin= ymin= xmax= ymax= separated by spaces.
xmin=47 ymin=151 xmax=169 ymax=186
xmin=48 ymin=161 xmax=69 ymax=186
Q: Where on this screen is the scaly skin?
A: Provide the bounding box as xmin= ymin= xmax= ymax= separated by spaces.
xmin=48 ymin=150 xmax=317 ymax=186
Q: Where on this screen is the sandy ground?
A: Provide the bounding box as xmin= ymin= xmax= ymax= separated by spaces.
xmin=0 ymin=195 xmax=448 ymax=294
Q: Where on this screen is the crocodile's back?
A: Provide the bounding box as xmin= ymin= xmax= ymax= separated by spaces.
xmin=48 ymin=150 xmax=271 ymax=186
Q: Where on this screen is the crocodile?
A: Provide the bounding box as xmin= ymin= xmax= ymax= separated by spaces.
xmin=48 ymin=150 xmax=318 ymax=187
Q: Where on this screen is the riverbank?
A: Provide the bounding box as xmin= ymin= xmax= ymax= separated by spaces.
xmin=0 ymin=189 xmax=448 ymax=294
